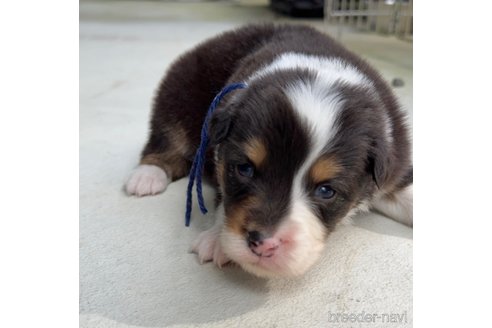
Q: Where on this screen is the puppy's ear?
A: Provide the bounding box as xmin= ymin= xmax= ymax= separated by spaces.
xmin=368 ymin=137 xmax=393 ymax=190
xmin=209 ymin=109 xmax=234 ymax=145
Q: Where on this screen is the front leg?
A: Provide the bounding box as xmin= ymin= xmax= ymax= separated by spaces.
xmin=190 ymin=203 xmax=230 ymax=267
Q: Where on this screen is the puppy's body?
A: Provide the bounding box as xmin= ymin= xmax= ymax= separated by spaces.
xmin=126 ymin=24 xmax=413 ymax=278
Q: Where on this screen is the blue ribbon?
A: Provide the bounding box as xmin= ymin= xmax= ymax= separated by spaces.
xmin=185 ymin=82 xmax=247 ymax=226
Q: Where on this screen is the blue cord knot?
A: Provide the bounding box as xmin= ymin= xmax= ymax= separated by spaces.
xmin=185 ymin=82 xmax=247 ymax=226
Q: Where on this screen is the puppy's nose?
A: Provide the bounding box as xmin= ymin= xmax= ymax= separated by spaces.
xmin=247 ymin=230 xmax=279 ymax=257
xmin=247 ymin=230 xmax=263 ymax=247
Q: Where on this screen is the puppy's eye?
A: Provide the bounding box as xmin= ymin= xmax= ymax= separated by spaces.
xmin=236 ymin=163 xmax=254 ymax=178
xmin=315 ymin=184 xmax=336 ymax=199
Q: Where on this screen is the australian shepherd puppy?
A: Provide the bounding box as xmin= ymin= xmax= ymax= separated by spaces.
xmin=125 ymin=24 xmax=413 ymax=278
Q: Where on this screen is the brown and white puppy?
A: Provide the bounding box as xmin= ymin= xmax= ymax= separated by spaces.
xmin=125 ymin=24 xmax=413 ymax=278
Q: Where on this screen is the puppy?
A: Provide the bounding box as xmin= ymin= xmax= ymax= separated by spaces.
xmin=125 ymin=24 xmax=413 ymax=278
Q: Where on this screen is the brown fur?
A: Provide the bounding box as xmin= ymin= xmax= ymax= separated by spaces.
xmin=135 ymin=23 xmax=412 ymax=230
xmin=244 ymin=138 xmax=267 ymax=168
xmin=215 ymin=160 xmax=226 ymax=190
xmin=224 ymin=196 xmax=260 ymax=235
xmin=138 ymin=24 xmax=411 ymax=196
xmin=141 ymin=125 xmax=190 ymax=180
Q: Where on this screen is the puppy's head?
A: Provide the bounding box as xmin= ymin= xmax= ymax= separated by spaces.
xmin=210 ymin=69 xmax=392 ymax=278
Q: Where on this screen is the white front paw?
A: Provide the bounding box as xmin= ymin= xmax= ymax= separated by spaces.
xmin=125 ymin=164 xmax=169 ymax=196
xmin=191 ymin=227 xmax=230 ymax=267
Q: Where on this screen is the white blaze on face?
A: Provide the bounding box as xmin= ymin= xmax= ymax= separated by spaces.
xmin=281 ymin=52 xmax=373 ymax=257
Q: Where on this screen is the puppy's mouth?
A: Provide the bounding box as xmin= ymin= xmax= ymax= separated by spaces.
xmin=220 ymin=232 xmax=291 ymax=277
xmin=220 ymin=220 xmax=325 ymax=278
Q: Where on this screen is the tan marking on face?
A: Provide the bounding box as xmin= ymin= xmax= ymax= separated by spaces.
xmin=310 ymin=156 xmax=341 ymax=184
xmin=244 ymin=138 xmax=267 ymax=167
xmin=224 ymin=197 xmax=260 ymax=235
xmin=216 ymin=160 xmax=225 ymax=190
